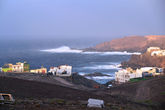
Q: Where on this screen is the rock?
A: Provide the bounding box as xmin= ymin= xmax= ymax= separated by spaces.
xmin=85 ymin=35 xmax=165 ymax=52
xmin=84 ymin=72 xmax=111 ymax=77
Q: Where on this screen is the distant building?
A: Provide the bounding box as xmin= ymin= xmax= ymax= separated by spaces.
xmin=147 ymin=47 xmax=160 ymax=53
xmin=151 ymin=50 xmax=165 ymax=56
xmin=12 ymin=62 xmax=24 ymax=72
xmin=56 ymin=65 xmax=72 ymax=76
xmin=115 ymin=68 xmax=142 ymax=83
xmin=2 ymin=64 xmax=13 ymax=72
xmin=30 ymin=66 xmax=47 ymax=74
xmin=115 ymin=67 xmax=163 ymax=83
xmin=12 ymin=62 xmax=30 ymax=73
xmin=48 ymin=67 xmax=58 ymax=75
xmin=48 ymin=65 xmax=72 ymax=76
xmin=2 ymin=62 xmax=30 ymax=73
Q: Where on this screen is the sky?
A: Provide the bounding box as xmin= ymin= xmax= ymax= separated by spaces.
xmin=0 ymin=0 xmax=165 ymax=42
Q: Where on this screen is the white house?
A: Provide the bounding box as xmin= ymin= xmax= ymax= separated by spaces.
xmin=48 ymin=67 xmax=58 ymax=75
xmin=115 ymin=68 xmax=142 ymax=83
xmin=30 ymin=67 xmax=47 ymax=74
xmin=87 ymin=98 xmax=104 ymax=108
xmin=56 ymin=65 xmax=72 ymax=76
xmin=139 ymin=67 xmax=153 ymax=72
xmin=115 ymin=67 xmax=163 ymax=83
xmin=12 ymin=62 xmax=24 ymax=72
xmin=151 ymin=50 xmax=165 ymax=56
xmin=147 ymin=47 xmax=160 ymax=53
xmin=48 ymin=65 xmax=72 ymax=76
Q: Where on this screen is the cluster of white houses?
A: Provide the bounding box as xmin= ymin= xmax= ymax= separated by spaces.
xmin=115 ymin=67 xmax=163 ymax=83
xmin=0 ymin=62 xmax=72 ymax=77
xmin=147 ymin=47 xmax=165 ymax=56
xmin=115 ymin=47 xmax=165 ymax=83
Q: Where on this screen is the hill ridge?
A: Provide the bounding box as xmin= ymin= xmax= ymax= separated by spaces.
xmin=86 ymin=35 xmax=165 ymax=52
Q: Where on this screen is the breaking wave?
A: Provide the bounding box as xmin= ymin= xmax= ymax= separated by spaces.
xmin=40 ymin=46 xmax=141 ymax=55
xmin=41 ymin=46 xmax=82 ymax=53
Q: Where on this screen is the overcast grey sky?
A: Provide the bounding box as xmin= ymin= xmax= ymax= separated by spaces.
xmin=0 ymin=0 xmax=165 ymax=41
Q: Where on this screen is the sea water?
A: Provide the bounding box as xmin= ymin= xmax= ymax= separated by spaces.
xmin=0 ymin=40 xmax=140 ymax=84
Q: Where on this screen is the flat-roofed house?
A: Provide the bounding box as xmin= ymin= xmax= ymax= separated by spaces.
xmin=12 ymin=62 xmax=30 ymax=73
xmin=2 ymin=64 xmax=13 ymax=72
xmin=115 ymin=68 xmax=142 ymax=83
xmin=151 ymin=50 xmax=165 ymax=56
xmin=147 ymin=47 xmax=160 ymax=53
xmin=12 ymin=64 xmax=24 ymax=72
xmin=30 ymin=67 xmax=47 ymax=74
xmin=55 ymin=65 xmax=72 ymax=76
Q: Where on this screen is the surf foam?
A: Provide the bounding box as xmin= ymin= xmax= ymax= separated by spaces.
xmin=40 ymin=46 xmax=141 ymax=55
xmin=82 ymin=64 xmax=121 ymax=70
xmin=41 ymin=46 xmax=82 ymax=53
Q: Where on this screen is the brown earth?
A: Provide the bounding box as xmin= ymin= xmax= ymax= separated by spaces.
xmin=107 ymin=76 xmax=165 ymax=109
xmin=121 ymin=52 xmax=165 ymax=69
xmin=0 ymin=75 xmax=100 ymax=100
xmin=0 ymin=72 xmax=101 ymax=90
xmin=0 ymin=75 xmax=128 ymax=110
xmin=0 ymin=73 xmax=165 ymax=110
xmin=86 ymin=35 xmax=165 ymax=52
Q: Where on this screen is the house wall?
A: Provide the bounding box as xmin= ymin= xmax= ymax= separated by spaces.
xmin=49 ymin=67 xmax=58 ymax=75
xmin=49 ymin=65 xmax=72 ymax=77
xmin=115 ymin=68 xmax=143 ymax=83
xmin=2 ymin=68 xmax=12 ymax=72
xmin=30 ymin=68 xmax=47 ymax=74
xmin=147 ymin=47 xmax=160 ymax=53
xmin=56 ymin=65 xmax=72 ymax=76
xmin=12 ymin=65 xmax=24 ymax=72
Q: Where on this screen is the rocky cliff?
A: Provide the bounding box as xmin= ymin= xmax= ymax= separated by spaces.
xmin=121 ymin=52 xmax=165 ymax=69
xmin=87 ymin=35 xmax=165 ymax=52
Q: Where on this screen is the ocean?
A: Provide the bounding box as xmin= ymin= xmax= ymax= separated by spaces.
xmin=0 ymin=40 xmax=140 ymax=84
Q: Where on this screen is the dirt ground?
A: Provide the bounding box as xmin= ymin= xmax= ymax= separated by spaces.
xmin=0 ymin=74 xmax=165 ymax=110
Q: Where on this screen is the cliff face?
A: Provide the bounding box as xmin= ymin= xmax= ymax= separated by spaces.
xmin=88 ymin=35 xmax=165 ymax=52
xmin=121 ymin=52 xmax=165 ymax=68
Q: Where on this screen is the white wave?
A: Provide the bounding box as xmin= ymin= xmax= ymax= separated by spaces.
xmin=83 ymin=51 xmax=141 ymax=55
xmin=41 ymin=46 xmax=82 ymax=53
xmin=40 ymin=46 xmax=141 ymax=55
xmin=86 ymin=76 xmax=115 ymax=80
xmin=78 ymin=72 xmax=86 ymax=76
xmin=82 ymin=64 xmax=121 ymax=70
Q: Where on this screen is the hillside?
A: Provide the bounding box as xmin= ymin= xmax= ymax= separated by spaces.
xmin=1 ymin=74 xmax=165 ymax=110
xmin=86 ymin=35 xmax=165 ymax=52
xmin=121 ymin=52 xmax=165 ymax=69
xmin=0 ymin=76 xmax=99 ymax=100
xmin=108 ymin=76 xmax=165 ymax=109
xmin=0 ymin=72 xmax=101 ymax=90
